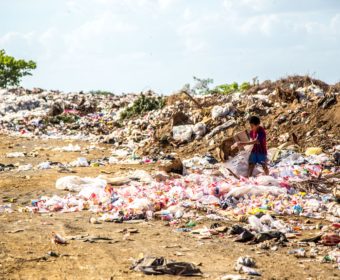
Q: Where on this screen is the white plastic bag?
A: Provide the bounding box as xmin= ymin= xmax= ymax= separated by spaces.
xmin=37 ymin=161 xmax=51 ymax=169
xmin=70 ymin=157 xmax=89 ymax=167
xmin=248 ymin=215 xmax=270 ymax=232
xmin=59 ymin=144 xmax=81 ymax=152
xmin=56 ymin=176 xmax=107 ymax=192
xmin=172 ymin=125 xmax=193 ymax=142
xmin=226 ymin=185 xmax=286 ymax=198
xmin=129 ymin=170 xmax=153 ymax=183
xmin=211 ymin=105 xmax=231 ymax=119
xmin=222 ymin=146 xmax=260 ymax=177
xmin=6 ymin=152 xmax=25 ymax=158
xmin=192 ymin=123 xmax=206 ymax=139
xmin=255 ymin=176 xmax=280 ymax=187
xmin=18 ymin=164 xmax=32 ymax=171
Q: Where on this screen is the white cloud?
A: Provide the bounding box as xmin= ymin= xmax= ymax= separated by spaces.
xmin=158 ymin=0 xmax=179 ymax=10
xmin=0 ymin=31 xmax=35 ymax=45
xmin=330 ymin=13 xmax=340 ymax=34
xmin=239 ymin=14 xmax=279 ymax=35
xmin=223 ymin=0 xmax=271 ymax=12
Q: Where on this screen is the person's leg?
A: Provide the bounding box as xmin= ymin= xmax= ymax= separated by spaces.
xmin=261 ymin=163 xmax=269 ymax=175
xmin=247 ymin=163 xmax=255 ymax=177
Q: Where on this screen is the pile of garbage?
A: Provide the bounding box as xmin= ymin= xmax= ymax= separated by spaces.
xmin=24 ymin=146 xmax=338 ymax=221
xmin=0 ymin=76 xmax=339 ymax=160
xmin=1 ymin=76 xmax=339 ymax=275
xmin=19 ymin=146 xmax=339 ymax=273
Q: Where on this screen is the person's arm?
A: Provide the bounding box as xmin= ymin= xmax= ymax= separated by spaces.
xmin=237 ymin=139 xmax=259 ymax=146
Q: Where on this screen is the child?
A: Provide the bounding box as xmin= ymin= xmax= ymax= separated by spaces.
xmin=236 ymin=116 xmax=269 ymax=177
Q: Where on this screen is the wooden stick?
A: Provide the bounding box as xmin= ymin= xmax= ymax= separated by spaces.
xmin=226 ymin=168 xmax=240 ymax=179
xmin=182 ymin=90 xmax=202 ymax=109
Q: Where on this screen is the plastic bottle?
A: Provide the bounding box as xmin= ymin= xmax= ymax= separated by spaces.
xmin=292 ymin=204 xmax=303 ymax=215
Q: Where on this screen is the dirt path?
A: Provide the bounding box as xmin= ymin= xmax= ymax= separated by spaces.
xmin=0 ymin=135 xmax=338 ymax=280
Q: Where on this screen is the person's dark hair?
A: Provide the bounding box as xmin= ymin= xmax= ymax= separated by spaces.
xmin=249 ymin=116 xmax=260 ymax=125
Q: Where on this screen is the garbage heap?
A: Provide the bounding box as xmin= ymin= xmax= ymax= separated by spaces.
xmin=139 ymin=76 xmax=340 ymax=159
xmin=24 ymin=145 xmax=340 ymax=257
xmin=0 ymin=76 xmax=339 ymax=160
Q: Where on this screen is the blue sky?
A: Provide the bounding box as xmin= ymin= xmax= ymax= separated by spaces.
xmin=1 ymin=0 xmax=339 ymax=93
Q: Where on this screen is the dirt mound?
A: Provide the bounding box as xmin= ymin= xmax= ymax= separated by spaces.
xmin=139 ymin=75 xmax=340 ymax=158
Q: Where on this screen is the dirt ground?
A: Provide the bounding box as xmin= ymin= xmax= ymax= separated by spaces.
xmin=0 ymin=135 xmax=339 ymax=280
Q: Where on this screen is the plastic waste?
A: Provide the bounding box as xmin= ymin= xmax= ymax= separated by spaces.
xmin=18 ymin=164 xmax=33 ymax=171
xmin=305 ymin=147 xmax=322 ymax=156
xmin=70 ymin=157 xmax=89 ymax=167
xmin=172 ymin=125 xmax=193 ymax=142
xmin=37 ymin=162 xmax=51 ymax=169
xmin=222 ymin=147 xmax=261 ymax=177
xmin=6 ymin=152 xmax=25 ymax=158
xmin=192 ymin=123 xmax=206 ymax=139
xmin=58 ymin=144 xmax=81 ymax=152
xmin=56 ymin=176 xmax=107 ymax=192
xmin=248 ymin=215 xmax=270 ymax=232
xmin=211 ymin=105 xmax=232 ymax=119
xmin=226 ymin=185 xmax=286 ymax=198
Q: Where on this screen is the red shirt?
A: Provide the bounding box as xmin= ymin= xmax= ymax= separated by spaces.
xmin=250 ymin=126 xmax=267 ymax=155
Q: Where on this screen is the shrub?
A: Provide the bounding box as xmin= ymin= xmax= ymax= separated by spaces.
xmin=120 ymin=94 xmax=165 ymax=120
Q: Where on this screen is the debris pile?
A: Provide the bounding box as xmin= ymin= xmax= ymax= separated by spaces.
xmin=0 ymin=75 xmax=339 ymax=277
xmin=0 ymin=75 xmax=339 ymax=159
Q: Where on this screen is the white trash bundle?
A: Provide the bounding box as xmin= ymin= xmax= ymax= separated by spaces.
xmin=225 ymin=184 xmax=286 ymax=198
xmin=6 ymin=152 xmax=25 ymax=158
xmin=56 ymin=176 xmax=107 ymax=192
xmin=37 ymin=161 xmax=51 ymax=169
xmin=172 ymin=125 xmax=193 ymax=142
xmin=211 ymin=105 xmax=233 ymax=119
xmin=70 ymin=157 xmax=89 ymax=167
xmin=221 ymin=147 xmax=261 ymax=177
xmin=192 ymin=123 xmax=206 ymax=139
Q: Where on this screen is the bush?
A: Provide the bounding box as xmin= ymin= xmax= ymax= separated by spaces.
xmin=0 ymin=49 xmax=36 ymax=88
xmin=120 ymin=94 xmax=165 ymax=120
xmin=213 ymin=81 xmax=251 ymax=95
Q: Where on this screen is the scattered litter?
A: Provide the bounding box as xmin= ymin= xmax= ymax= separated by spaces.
xmin=6 ymin=152 xmax=25 ymax=158
xmin=131 ymin=256 xmax=202 ymax=276
xmin=51 ymin=232 xmax=67 ymax=245
xmin=18 ymin=164 xmax=33 ymax=171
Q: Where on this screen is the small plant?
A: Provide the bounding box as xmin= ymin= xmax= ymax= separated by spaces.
xmin=0 ymin=49 xmax=36 ymax=88
xmin=240 ymin=82 xmax=251 ymax=91
xmin=120 ymin=94 xmax=165 ymax=120
xmin=213 ymin=81 xmax=251 ymax=95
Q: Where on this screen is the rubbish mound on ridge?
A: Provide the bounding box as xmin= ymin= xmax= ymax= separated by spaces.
xmin=0 ymin=75 xmax=338 ymax=160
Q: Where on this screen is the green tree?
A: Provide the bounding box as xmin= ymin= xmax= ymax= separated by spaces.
xmin=0 ymin=49 xmax=37 ymax=88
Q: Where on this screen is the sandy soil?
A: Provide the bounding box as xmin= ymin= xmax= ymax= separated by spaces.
xmin=0 ymin=135 xmax=339 ymax=280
